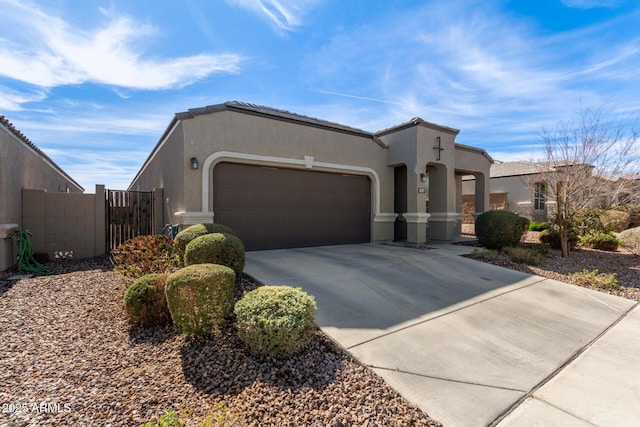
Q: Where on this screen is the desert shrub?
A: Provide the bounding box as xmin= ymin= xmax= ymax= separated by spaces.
xmin=573 ymin=209 xmax=606 ymax=236
xmin=173 ymin=223 xmax=237 ymax=263
xmin=600 ymin=210 xmax=631 ymax=233
xmin=522 ymin=242 xmax=551 ymax=255
xmin=469 ymin=248 xmax=499 ymax=261
xmin=141 ymin=408 xmax=183 ymax=427
xmin=475 ymin=211 xmax=529 ymax=250
xmin=528 ymin=221 xmax=550 ymax=232
xmin=578 ymin=232 xmax=620 ymax=251
xmin=570 ymin=269 xmax=619 ymax=290
xmin=184 ymin=233 xmax=245 ymax=279
xmin=114 ymin=235 xmax=177 ymax=278
xmin=165 ymin=264 xmax=236 ymax=335
xmin=619 ymin=227 xmax=640 ymax=256
xmin=503 ymin=246 xmax=545 ymax=266
xmin=539 ymin=228 xmax=578 ymax=250
xmin=124 ymin=273 xmax=171 ymax=326
xmin=235 ymin=286 xmax=317 ymax=357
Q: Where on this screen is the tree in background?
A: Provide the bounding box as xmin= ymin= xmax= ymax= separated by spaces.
xmin=535 ymin=105 xmax=639 ymax=257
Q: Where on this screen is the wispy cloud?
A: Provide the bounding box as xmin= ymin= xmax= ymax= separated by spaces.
xmin=306 ymin=0 xmax=640 ymax=153
xmin=0 ymin=85 xmax=48 ymax=110
xmin=0 ymin=0 xmax=244 ymax=90
xmin=226 ymin=0 xmax=320 ymax=33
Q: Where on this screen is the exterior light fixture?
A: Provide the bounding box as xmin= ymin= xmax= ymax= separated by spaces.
xmin=191 ymin=157 xmax=199 ymax=169
xmin=420 ymin=173 xmax=428 ymax=183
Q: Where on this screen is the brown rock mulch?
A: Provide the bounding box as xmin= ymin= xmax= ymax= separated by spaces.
xmin=468 ymin=232 xmax=640 ymax=301
xmin=0 ymin=257 xmax=440 ymax=427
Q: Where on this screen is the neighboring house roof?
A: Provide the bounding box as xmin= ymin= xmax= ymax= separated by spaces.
xmin=0 ymin=115 xmax=84 ymax=192
xmin=490 ymin=160 xmax=592 ymax=178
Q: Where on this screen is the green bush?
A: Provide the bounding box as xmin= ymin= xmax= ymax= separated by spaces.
xmin=528 ymin=221 xmax=550 ymax=232
xmin=141 ymin=408 xmax=183 ymax=427
xmin=469 ymin=248 xmax=499 ymax=261
xmin=124 ymin=273 xmax=171 ymax=326
xmin=522 ymin=242 xmax=551 ymax=255
xmin=234 ymin=286 xmax=317 ymax=357
xmin=503 ymin=246 xmax=545 ymax=266
xmin=165 ymin=264 xmax=236 ymax=335
xmin=184 ymin=233 xmax=245 ymax=279
xmin=579 ymin=232 xmax=620 ymax=251
xmin=475 ymin=211 xmax=529 ymax=250
xmin=619 ymin=227 xmax=640 ymax=256
xmin=570 ymin=269 xmax=619 ymax=290
xmin=114 ymin=235 xmax=177 ymax=278
xmin=573 ymin=210 xmax=606 ymax=236
xmin=173 ymin=223 xmax=237 ymax=263
xmin=539 ymin=228 xmax=578 ymax=250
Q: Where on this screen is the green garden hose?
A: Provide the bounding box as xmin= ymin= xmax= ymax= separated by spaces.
xmin=15 ymin=230 xmax=52 ymax=276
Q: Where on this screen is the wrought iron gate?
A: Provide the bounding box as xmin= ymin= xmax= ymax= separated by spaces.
xmin=106 ymin=189 xmax=154 ymax=251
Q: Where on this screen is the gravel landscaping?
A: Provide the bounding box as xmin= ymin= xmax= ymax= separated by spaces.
xmin=0 ymin=257 xmax=440 ymax=427
xmin=467 ymin=232 xmax=640 ymax=301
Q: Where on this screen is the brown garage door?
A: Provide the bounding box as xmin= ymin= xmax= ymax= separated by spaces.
xmin=213 ymin=162 xmax=371 ymax=250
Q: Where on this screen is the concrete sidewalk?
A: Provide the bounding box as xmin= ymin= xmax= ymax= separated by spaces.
xmin=245 ymin=243 xmax=639 ymax=427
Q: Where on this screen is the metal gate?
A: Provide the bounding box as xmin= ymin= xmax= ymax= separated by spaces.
xmin=106 ymin=189 xmax=154 ymax=251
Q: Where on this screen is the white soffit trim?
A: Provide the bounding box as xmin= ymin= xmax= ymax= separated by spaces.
xmin=201 ymin=151 xmax=382 ymax=215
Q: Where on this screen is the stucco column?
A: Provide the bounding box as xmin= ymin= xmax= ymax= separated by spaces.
xmin=94 ymin=185 xmax=106 ymax=256
xmin=474 ymin=172 xmax=489 ymax=217
xmin=404 ymin=168 xmax=429 ymax=244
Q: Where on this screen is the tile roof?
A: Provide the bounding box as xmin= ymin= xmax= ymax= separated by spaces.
xmin=177 ymin=101 xmax=379 ymax=140
xmin=0 ymin=115 xmax=84 ymax=192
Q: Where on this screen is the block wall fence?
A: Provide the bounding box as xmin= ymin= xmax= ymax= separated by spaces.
xmin=22 ymin=185 xmax=106 ymax=260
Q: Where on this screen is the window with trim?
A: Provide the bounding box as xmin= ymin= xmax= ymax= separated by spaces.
xmin=534 ymin=182 xmax=546 ymax=211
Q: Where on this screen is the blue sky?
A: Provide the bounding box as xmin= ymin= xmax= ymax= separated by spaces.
xmin=1 ymin=0 xmax=639 ymax=191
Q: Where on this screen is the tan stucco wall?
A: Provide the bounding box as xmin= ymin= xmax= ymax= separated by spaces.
xmin=131 ymin=108 xmax=493 ymax=245
xmin=130 ymin=109 xmax=399 ymax=242
xmin=1 ymin=122 xmax=83 ymax=270
xmin=128 ymin=121 xmax=185 ymax=226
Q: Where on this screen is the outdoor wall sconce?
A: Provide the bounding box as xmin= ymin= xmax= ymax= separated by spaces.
xmin=191 ymin=157 xmax=199 ymax=169
xmin=420 ymin=173 xmax=428 ymax=183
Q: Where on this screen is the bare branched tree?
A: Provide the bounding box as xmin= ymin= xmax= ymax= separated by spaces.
xmin=535 ymin=105 xmax=640 ymax=257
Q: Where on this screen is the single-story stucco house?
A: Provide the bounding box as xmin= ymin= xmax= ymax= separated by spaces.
xmin=462 ymin=160 xmax=640 ymax=223
xmin=0 ymin=115 xmax=84 ymax=271
xmin=129 ymin=101 xmax=492 ymax=250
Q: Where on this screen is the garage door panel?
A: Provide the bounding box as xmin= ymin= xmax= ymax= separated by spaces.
xmin=213 ymin=163 xmax=370 ymax=250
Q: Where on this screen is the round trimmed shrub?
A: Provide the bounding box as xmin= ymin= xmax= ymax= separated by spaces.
xmin=539 ymin=228 xmax=578 ymax=250
xmin=619 ymin=226 xmax=640 ymax=256
xmin=234 ymin=286 xmax=317 ymax=357
xmin=173 ymin=223 xmax=237 ymax=262
xmin=124 ymin=273 xmax=171 ymax=326
xmin=165 ymin=264 xmax=236 ymax=335
xmin=579 ymin=232 xmax=620 ymax=251
xmin=475 ymin=211 xmax=529 ymax=250
xmin=184 ymin=232 xmax=245 ymax=279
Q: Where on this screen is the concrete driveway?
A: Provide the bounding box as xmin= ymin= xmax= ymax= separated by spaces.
xmin=245 ymin=243 xmax=639 ymax=427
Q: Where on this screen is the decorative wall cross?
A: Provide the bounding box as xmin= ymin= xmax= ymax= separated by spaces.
xmin=433 ymin=136 xmax=444 ymax=160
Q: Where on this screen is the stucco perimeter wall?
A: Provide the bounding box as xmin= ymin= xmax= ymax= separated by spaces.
xmin=1 ymin=122 xmax=84 ymax=271
xmin=21 ymin=186 xmax=106 ymax=261
xmin=0 ymin=127 xmax=83 ymax=227
xmin=181 ymin=110 xmax=396 ymax=241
